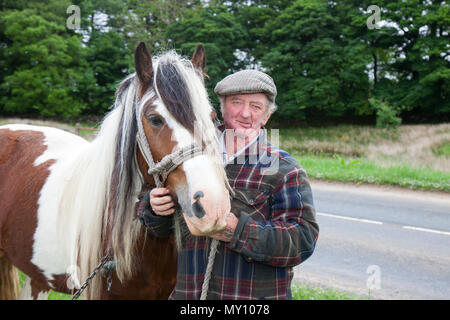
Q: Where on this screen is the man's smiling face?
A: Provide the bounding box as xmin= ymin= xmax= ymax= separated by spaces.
xmin=222 ymin=93 xmax=271 ymax=136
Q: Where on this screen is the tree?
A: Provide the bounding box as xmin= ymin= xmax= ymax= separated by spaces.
xmin=384 ymin=0 xmax=449 ymax=120
xmin=0 ymin=9 xmax=93 ymax=117
xmin=166 ymin=5 xmax=249 ymax=108
xmin=85 ymin=29 xmax=131 ymax=114
xmin=260 ymin=0 xmax=371 ymax=121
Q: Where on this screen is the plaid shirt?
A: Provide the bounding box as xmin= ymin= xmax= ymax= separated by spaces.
xmin=139 ymin=125 xmax=319 ymax=300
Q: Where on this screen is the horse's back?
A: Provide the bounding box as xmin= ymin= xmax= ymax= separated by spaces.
xmin=0 ymin=124 xmax=87 ymax=166
xmin=0 ymin=124 xmax=87 ymax=279
xmin=0 ymin=124 xmax=87 ymax=187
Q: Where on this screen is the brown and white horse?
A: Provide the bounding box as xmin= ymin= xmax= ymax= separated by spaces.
xmin=0 ymin=43 xmax=230 ymax=299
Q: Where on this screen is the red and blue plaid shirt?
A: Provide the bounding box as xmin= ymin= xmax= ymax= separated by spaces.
xmin=140 ymin=125 xmax=319 ymax=300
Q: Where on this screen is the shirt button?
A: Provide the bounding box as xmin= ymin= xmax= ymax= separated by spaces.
xmin=248 ymin=199 xmax=254 ymax=205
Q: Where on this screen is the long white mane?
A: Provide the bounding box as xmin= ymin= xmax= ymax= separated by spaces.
xmin=57 ymin=51 xmax=225 ymax=299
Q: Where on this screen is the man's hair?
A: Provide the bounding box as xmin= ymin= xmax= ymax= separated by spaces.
xmin=218 ymin=94 xmax=277 ymax=116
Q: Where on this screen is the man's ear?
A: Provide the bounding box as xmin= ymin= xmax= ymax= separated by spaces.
xmin=134 ymin=42 xmax=153 ymax=91
xmin=261 ymin=105 xmax=272 ymax=127
xmin=191 ymin=44 xmax=207 ymax=78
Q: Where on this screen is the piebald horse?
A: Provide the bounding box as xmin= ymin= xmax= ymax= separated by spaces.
xmin=0 ymin=43 xmax=230 ymax=299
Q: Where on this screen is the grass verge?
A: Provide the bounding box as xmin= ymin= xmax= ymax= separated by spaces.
xmin=292 ymin=284 xmax=366 ymax=300
xmin=294 ymin=153 xmax=450 ymax=192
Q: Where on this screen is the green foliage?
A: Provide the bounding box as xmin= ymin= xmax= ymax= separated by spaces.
xmin=0 ymin=9 xmax=92 ymax=117
xmin=0 ymin=0 xmax=448 ymax=121
xmin=433 ymin=142 xmax=450 ymax=157
xmin=369 ymin=98 xmax=402 ymax=128
xmin=85 ymin=30 xmax=132 ymax=115
xmin=256 ymin=0 xmax=371 ymax=121
xmin=166 ymin=5 xmax=249 ymax=108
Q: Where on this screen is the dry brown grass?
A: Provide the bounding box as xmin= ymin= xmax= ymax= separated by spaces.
xmin=279 ymin=123 xmax=450 ymax=172
xmin=366 ymin=124 xmax=450 ymax=172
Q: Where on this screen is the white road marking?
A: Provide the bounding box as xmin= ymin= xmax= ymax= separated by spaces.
xmin=402 ymin=226 xmax=450 ymax=236
xmin=317 ymin=211 xmax=450 ymax=237
xmin=317 ymin=212 xmax=383 ymax=225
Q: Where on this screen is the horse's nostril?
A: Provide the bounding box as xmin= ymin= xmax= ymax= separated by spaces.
xmin=193 ymin=191 xmax=204 ymax=201
xmin=192 ymin=191 xmax=206 ymax=219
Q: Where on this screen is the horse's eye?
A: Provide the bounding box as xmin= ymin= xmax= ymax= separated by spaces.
xmin=149 ymin=116 xmax=164 ymax=127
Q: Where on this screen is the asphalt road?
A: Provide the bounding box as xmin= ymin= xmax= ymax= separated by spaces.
xmin=293 ymin=181 xmax=450 ymax=300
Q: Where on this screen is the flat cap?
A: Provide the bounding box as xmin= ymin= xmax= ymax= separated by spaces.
xmin=214 ymin=70 xmax=277 ymax=102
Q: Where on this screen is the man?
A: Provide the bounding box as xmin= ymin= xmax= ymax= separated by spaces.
xmin=139 ymin=70 xmax=319 ymax=300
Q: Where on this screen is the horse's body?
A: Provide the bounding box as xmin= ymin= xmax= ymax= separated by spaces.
xmin=0 ymin=124 xmax=177 ymax=299
xmin=0 ymin=44 xmax=230 ymax=299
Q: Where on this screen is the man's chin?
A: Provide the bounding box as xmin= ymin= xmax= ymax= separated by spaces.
xmin=234 ymin=127 xmax=259 ymax=139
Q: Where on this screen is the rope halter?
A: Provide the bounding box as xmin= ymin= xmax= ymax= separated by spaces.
xmin=134 ymin=90 xmax=219 ymax=301
xmin=134 ymin=92 xmax=204 ymax=188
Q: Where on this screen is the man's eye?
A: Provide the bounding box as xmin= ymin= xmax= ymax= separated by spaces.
xmin=149 ymin=116 xmax=164 ymax=127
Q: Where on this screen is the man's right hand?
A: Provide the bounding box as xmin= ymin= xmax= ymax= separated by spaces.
xmin=149 ymin=188 xmax=175 ymax=216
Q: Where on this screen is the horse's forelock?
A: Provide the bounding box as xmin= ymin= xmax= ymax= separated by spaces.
xmin=154 ymin=55 xmax=196 ymax=134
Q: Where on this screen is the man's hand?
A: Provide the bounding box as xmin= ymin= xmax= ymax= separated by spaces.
xmin=149 ymin=188 xmax=175 ymax=216
xmin=209 ymin=212 xmax=239 ymax=242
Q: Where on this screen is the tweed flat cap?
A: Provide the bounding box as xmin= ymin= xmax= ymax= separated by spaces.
xmin=214 ymin=70 xmax=277 ymax=102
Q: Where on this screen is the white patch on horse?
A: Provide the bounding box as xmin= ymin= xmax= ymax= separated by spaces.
xmin=5 ymin=125 xmax=89 ymax=284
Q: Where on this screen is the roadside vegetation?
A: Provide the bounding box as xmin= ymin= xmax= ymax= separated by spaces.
xmin=2 ymin=118 xmax=449 ymax=192
xmin=277 ymin=124 xmax=450 ymax=192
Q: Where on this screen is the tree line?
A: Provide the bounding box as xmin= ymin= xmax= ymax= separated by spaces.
xmin=0 ymin=0 xmax=448 ymax=125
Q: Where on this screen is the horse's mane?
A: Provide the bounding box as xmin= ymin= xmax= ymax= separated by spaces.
xmin=58 ymin=50 xmax=226 ymax=299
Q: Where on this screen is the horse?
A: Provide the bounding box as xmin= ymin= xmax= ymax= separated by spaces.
xmin=0 ymin=42 xmax=231 ymax=299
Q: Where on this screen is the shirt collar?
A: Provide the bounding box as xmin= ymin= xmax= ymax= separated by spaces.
xmin=217 ymin=123 xmax=267 ymax=165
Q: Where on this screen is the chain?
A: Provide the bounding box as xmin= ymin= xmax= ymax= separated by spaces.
xmin=71 ymin=252 xmax=113 ymax=300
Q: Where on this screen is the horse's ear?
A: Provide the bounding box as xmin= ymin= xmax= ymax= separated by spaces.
xmin=191 ymin=44 xmax=207 ymax=77
xmin=134 ymin=42 xmax=153 ymax=87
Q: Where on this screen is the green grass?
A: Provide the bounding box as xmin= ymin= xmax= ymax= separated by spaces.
xmin=18 ymin=271 xmax=73 ymax=300
xmin=292 ymin=284 xmax=366 ymax=300
xmin=433 ymin=142 xmax=450 ymax=157
xmin=294 ymin=153 xmax=450 ymax=192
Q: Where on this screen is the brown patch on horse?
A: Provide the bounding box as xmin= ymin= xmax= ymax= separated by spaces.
xmin=138 ymin=108 xmax=187 ymax=203
xmin=0 ymin=128 xmax=56 ymax=298
xmin=100 ymin=233 xmax=177 ymax=299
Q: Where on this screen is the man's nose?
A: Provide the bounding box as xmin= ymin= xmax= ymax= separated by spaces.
xmin=240 ymin=103 xmax=251 ymax=118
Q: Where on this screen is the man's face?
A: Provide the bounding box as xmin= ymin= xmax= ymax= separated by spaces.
xmin=222 ymin=93 xmax=271 ymax=135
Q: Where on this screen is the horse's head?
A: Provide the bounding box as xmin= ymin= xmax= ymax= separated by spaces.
xmin=133 ymin=42 xmax=230 ymax=236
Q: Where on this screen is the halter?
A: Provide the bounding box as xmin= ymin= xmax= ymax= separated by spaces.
xmin=134 ymin=89 xmax=218 ymax=301
xmin=134 ymin=93 xmax=204 ymax=188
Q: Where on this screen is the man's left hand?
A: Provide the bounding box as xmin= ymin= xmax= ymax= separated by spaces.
xmin=209 ymin=212 xmax=239 ymax=242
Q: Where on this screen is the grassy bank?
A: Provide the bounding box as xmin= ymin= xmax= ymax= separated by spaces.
xmin=278 ymin=124 xmax=450 ymax=192
xmin=295 ymin=153 xmax=450 ymax=192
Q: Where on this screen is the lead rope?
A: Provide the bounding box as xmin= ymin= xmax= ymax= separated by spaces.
xmin=134 ymin=92 xmax=218 ymax=301
xmin=200 ymin=238 xmax=219 ymax=300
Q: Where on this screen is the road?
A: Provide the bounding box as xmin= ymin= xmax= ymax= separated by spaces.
xmin=293 ymin=181 xmax=450 ymax=300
